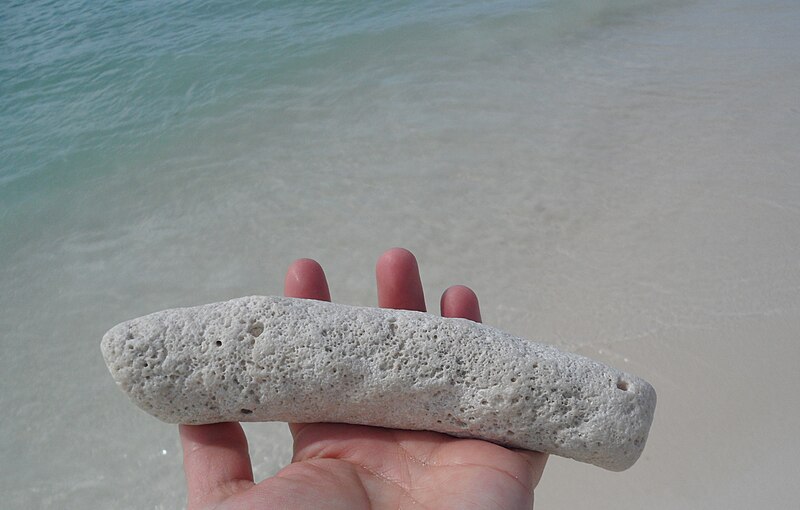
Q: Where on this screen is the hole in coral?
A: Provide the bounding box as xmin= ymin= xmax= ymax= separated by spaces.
xmin=215 ymin=341 xmax=222 ymax=347
xmin=616 ymin=379 xmax=629 ymax=391
xmin=248 ymin=321 xmax=264 ymax=337
xmin=240 ymin=409 xmax=252 ymax=414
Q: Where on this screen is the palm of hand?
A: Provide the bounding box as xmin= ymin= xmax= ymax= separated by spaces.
xmin=180 ymin=249 xmax=547 ymax=509
xmin=213 ymin=424 xmax=541 ymax=510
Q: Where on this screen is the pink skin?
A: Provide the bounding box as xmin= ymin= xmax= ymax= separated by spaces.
xmin=179 ymin=248 xmax=547 ymax=510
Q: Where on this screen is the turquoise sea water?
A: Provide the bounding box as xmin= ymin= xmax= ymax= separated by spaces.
xmin=2 ymin=0 xmax=556 ymax=185
xmin=3 ymin=1 xmax=800 ymax=508
xmin=2 ymin=0 xmax=633 ymax=260
xmin=2 ymin=0 xmax=667 ymax=187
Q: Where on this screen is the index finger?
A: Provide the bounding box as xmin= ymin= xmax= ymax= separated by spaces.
xmin=284 ymin=258 xmax=331 ymax=301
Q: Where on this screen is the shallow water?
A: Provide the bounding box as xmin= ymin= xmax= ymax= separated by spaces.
xmin=2 ymin=0 xmax=799 ymax=508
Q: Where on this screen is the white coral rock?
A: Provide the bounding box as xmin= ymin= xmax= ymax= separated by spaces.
xmin=101 ymin=296 xmax=656 ymax=471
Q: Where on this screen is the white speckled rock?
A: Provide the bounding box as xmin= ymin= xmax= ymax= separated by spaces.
xmin=101 ymin=296 xmax=656 ymax=471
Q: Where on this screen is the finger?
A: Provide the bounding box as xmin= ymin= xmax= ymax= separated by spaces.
xmin=284 ymin=258 xmax=331 ymax=438
xmin=441 ymin=286 xmax=547 ymax=482
xmin=284 ymin=258 xmax=331 ymax=301
xmin=440 ymin=285 xmax=482 ymax=322
xmin=514 ymin=450 xmax=549 ymax=489
xmin=180 ymin=423 xmax=254 ymax=509
xmin=376 ymin=247 xmax=426 ymax=311
xmin=440 ymin=285 xmax=547 ymax=486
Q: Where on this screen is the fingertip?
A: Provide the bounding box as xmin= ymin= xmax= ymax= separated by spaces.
xmin=440 ymin=285 xmax=482 ymax=322
xmin=376 ymin=248 xmax=426 ymax=311
xmin=284 ymin=258 xmax=331 ymax=301
xmin=379 ymin=247 xmax=415 ymax=261
xmin=376 ymin=248 xmax=418 ymax=278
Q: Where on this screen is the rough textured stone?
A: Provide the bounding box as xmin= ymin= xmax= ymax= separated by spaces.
xmin=101 ymin=295 xmax=656 ymax=471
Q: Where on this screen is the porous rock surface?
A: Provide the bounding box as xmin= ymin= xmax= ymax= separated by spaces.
xmin=101 ymin=296 xmax=656 ymax=471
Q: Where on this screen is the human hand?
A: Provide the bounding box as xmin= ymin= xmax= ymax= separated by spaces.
xmin=179 ymin=248 xmax=547 ymax=509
